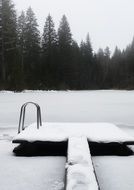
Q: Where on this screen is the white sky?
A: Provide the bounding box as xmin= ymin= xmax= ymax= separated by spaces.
xmin=13 ymin=0 xmax=134 ymax=53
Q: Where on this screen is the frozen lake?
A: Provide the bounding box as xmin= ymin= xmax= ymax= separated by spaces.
xmin=0 ymin=90 xmax=134 ymax=190
xmin=0 ymin=90 xmax=134 ymax=129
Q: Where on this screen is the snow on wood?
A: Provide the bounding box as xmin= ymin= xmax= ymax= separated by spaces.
xmin=13 ymin=122 xmax=134 ymax=144
xmin=66 ymin=136 xmax=99 ymax=190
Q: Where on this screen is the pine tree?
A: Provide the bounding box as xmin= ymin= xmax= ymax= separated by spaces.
xmin=85 ymin=33 xmax=93 ymax=59
xmin=0 ymin=0 xmax=3 ymax=78
xmin=58 ymin=15 xmax=73 ymax=88
xmin=18 ymin=11 xmax=26 ymax=75
xmin=0 ymin=0 xmax=18 ymax=87
xmin=103 ymin=46 xmax=111 ymax=86
xmin=80 ymin=35 xmax=93 ymax=60
xmin=121 ymin=38 xmax=134 ymax=88
xmin=42 ymin=14 xmax=57 ymax=52
xmin=79 ymin=34 xmax=94 ymax=89
xmin=104 ymin=46 xmax=110 ymax=59
xmin=25 ymin=7 xmax=40 ymax=88
xmin=41 ymin=14 xmax=58 ymax=89
xmin=71 ymin=40 xmax=81 ymax=89
xmin=95 ymin=48 xmax=105 ymax=87
xmin=58 ymin=15 xmax=72 ymax=50
xmin=110 ymin=46 xmax=122 ymax=88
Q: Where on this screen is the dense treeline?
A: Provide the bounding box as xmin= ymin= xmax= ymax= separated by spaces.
xmin=0 ymin=0 xmax=134 ymax=91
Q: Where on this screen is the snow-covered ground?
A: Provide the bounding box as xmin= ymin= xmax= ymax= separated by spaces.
xmin=0 ymin=90 xmax=134 ymax=190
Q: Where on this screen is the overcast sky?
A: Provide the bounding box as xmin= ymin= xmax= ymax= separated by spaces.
xmin=13 ymin=0 xmax=134 ymax=54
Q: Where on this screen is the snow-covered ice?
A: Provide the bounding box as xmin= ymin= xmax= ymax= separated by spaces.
xmin=93 ymin=155 xmax=134 ymax=190
xmin=0 ymin=90 xmax=134 ymax=127
xmin=0 ymin=139 xmax=65 ymax=190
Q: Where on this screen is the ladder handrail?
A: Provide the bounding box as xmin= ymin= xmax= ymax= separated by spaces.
xmin=18 ymin=102 xmax=42 ymax=134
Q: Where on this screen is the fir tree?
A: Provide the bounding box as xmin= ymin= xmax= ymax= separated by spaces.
xmin=41 ymin=14 xmax=59 ymax=89
xmin=0 ymin=0 xmax=18 ymax=87
xmin=71 ymin=40 xmax=81 ymax=89
xmin=79 ymin=34 xmax=94 ymax=89
xmin=0 ymin=0 xmax=3 ymax=78
xmin=18 ymin=11 xmax=26 ymax=75
xmin=85 ymin=33 xmax=93 ymax=59
xmin=42 ymin=14 xmax=57 ymax=52
xmin=25 ymin=7 xmax=40 ymax=88
xmin=58 ymin=15 xmax=72 ymax=49
xmin=58 ymin=15 xmax=73 ymax=88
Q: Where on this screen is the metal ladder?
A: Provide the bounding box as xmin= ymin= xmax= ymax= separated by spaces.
xmin=18 ymin=102 xmax=42 ymax=134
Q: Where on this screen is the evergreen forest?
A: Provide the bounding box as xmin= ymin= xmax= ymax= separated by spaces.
xmin=0 ymin=0 xmax=134 ymax=91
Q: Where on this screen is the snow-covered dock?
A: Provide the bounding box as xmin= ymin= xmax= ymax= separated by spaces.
xmin=13 ymin=122 xmax=134 ymax=145
xmin=12 ymin=122 xmax=134 ymax=189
